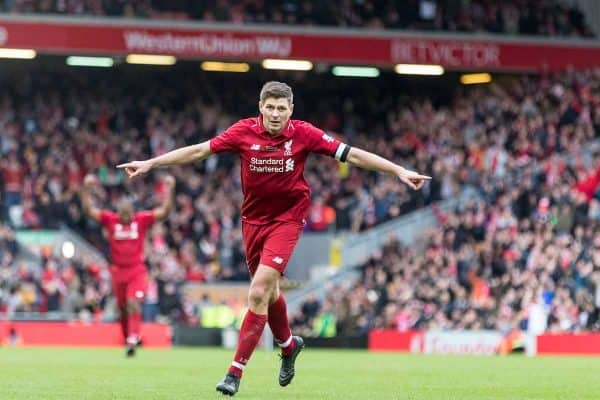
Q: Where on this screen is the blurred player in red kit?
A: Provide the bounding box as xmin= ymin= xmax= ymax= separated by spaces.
xmin=80 ymin=174 xmax=175 ymax=357
xmin=117 ymin=81 xmax=430 ymax=394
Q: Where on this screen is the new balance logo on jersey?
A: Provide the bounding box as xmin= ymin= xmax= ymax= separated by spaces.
xmin=284 ymin=139 xmax=293 ymax=156
xmin=251 ymin=144 xmax=261 ymax=150
xmin=322 ymin=133 xmax=334 ymax=143
xmin=272 ymin=256 xmax=284 ymax=265
xmin=114 ymin=222 xmax=139 ymax=240
xmin=285 ymin=158 xmax=295 ymax=172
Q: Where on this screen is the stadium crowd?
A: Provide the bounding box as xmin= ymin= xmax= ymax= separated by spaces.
xmin=3 ymin=0 xmax=595 ymax=37
xmin=1 ymin=64 xmax=600 ymax=325
xmin=291 ymin=128 xmax=600 ymax=337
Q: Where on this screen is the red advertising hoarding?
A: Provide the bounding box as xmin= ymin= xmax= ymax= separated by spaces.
xmin=370 ymin=330 xmax=600 ymax=356
xmin=537 ymin=333 xmax=600 ymax=355
xmin=368 ymin=329 xmax=421 ymax=352
xmin=422 ymin=330 xmax=503 ymax=355
xmin=369 ymin=329 xmax=503 ymax=355
xmin=0 ymin=321 xmax=171 ymax=347
xmin=1 ymin=16 xmax=600 ymax=71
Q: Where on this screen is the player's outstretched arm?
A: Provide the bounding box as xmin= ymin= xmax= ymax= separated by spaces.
xmin=117 ymin=141 xmax=212 ymax=179
xmin=80 ymin=174 xmax=102 ymax=221
xmin=346 ymin=147 xmax=431 ymax=190
xmin=153 ymin=175 xmax=176 ymax=221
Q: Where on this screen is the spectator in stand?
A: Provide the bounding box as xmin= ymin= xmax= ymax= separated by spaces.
xmin=307 ymin=196 xmax=336 ymax=232
xmin=0 ymin=223 xmax=18 ymax=314
xmin=1 ymin=151 xmax=24 ymax=220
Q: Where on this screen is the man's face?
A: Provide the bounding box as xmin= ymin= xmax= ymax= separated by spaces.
xmin=117 ymin=201 xmax=134 ymax=224
xmin=259 ymin=97 xmax=293 ymax=135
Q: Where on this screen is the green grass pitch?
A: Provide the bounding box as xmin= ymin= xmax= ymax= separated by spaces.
xmin=1 ymin=347 xmax=599 ymax=399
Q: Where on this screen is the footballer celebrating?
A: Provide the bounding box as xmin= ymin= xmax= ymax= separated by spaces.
xmin=117 ymin=82 xmax=430 ymax=395
xmin=80 ymin=173 xmax=175 ymax=357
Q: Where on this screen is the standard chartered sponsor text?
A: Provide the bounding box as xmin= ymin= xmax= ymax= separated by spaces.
xmin=123 ymin=31 xmax=291 ymax=57
xmin=250 ymin=157 xmax=290 ymax=173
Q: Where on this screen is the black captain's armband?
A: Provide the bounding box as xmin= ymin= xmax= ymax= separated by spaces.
xmin=334 ymin=143 xmax=351 ymax=163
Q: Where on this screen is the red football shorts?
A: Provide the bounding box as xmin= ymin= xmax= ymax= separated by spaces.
xmin=242 ymin=220 xmax=304 ymax=276
xmin=110 ymin=264 xmax=148 ymax=308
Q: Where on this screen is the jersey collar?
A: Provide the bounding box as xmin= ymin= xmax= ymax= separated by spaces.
xmin=255 ymin=115 xmax=294 ymax=138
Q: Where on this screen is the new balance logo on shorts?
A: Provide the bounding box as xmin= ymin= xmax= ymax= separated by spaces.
xmin=272 ymin=256 xmax=284 ymax=265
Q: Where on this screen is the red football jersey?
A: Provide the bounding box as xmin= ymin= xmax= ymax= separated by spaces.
xmin=99 ymin=210 xmax=155 ymax=268
xmin=210 ymin=117 xmax=348 ymax=225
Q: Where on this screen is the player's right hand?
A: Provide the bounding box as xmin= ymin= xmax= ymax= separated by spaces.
xmin=117 ymin=160 xmax=152 ymax=178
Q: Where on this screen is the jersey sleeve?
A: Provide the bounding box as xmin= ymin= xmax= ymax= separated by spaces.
xmin=136 ymin=211 xmax=155 ymax=230
xmin=99 ymin=210 xmax=117 ymax=227
xmin=209 ymin=120 xmax=246 ymax=154
xmin=303 ymin=122 xmax=350 ymax=162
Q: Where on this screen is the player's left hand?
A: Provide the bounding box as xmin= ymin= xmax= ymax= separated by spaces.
xmin=397 ymin=168 xmax=431 ymax=190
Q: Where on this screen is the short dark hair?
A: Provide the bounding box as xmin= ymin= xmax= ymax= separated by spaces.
xmin=259 ymin=81 xmax=293 ymax=104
